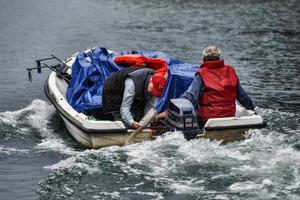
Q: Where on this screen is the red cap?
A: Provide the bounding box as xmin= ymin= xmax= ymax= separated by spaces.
xmin=151 ymin=74 xmax=166 ymax=97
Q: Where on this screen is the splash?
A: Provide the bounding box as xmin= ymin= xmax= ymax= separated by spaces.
xmin=0 ymin=99 xmax=54 ymax=133
xmin=0 ymin=99 xmax=78 ymax=155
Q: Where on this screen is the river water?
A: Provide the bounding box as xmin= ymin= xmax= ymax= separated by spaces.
xmin=0 ymin=0 xmax=299 ymax=199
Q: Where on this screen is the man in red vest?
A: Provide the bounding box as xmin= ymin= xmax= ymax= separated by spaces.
xmin=181 ymin=45 xmax=255 ymax=125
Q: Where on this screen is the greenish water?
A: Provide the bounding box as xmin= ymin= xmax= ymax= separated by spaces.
xmin=0 ymin=0 xmax=299 ymax=199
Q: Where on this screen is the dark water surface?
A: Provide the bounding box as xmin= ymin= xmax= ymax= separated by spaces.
xmin=0 ymin=0 xmax=299 ymax=199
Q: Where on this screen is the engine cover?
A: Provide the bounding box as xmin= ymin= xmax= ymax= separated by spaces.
xmin=165 ymin=99 xmax=199 ymax=139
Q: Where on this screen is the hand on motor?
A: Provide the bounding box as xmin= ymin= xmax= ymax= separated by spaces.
xmin=246 ymin=110 xmax=257 ymax=115
xmin=154 ymin=111 xmax=168 ymax=121
xmin=132 ymin=121 xmax=141 ymax=129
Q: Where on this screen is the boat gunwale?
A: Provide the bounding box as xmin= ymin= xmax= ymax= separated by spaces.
xmin=44 ymin=75 xmax=128 ymax=134
xmin=45 ymin=75 xmax=266 ymax=134
xmin=204 ymin=122 xmax=267 ymax=131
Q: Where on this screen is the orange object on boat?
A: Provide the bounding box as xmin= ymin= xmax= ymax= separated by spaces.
xmin=114 ymin=54 xmax=168 ymax=77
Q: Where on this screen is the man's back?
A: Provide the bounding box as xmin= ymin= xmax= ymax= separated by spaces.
xmin=197 ymin=59 xmax=239 ymax=122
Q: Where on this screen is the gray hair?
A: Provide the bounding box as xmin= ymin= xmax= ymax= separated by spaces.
xmin=202 ymin=45 xmax=221 ymax=61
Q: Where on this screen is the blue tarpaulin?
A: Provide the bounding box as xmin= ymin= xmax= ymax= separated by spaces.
xmin=66 ymin=47 xmax=199 ymax=113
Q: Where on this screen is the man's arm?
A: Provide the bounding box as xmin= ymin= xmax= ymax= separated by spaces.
xmin=180 ymin=74 xmax=204 ymax=108
xmin=237 ymin=83 xmax=255 ymax=110
xmin=144 ymin=96 xmax=157 ymax=114
xmin=120 ymin=78 xmax=136 ymax=127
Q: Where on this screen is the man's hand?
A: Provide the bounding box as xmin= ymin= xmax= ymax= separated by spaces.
xmin=132 ymin=121 xmax=141 ymax=129
xmin=246 ymin=110 xmax=257 ymax=115
xmin=154 ymin=111 xmax=168 ymax=121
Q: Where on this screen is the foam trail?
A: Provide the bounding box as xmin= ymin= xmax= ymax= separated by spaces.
xmin=40 ymin=106 xmax=300 ymax=199
xmin=0 ymin=145 xmax=29 ymax=155
xmin=40 ymin=123 xmax=300 ymax=199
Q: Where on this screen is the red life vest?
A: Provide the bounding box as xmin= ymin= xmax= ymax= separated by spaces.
xmin=197 ymin=59 xmax=238 ymax=122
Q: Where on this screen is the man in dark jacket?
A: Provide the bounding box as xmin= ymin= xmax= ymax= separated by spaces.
xmin=181 ymin=45 xmax=255 ymax=126
xmin=103 ymin=67 xmax=166 ymax=129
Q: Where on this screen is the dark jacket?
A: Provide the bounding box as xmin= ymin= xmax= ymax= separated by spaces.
xmin=102 ymin=67 xmax=154 ymax=119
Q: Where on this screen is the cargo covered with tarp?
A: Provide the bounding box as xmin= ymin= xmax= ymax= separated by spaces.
xmin=66 ymin=47 xmax=199 ymax=114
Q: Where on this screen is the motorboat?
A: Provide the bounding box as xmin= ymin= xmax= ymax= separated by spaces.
xmin=28 ymin=48 xmax=266 ymax=148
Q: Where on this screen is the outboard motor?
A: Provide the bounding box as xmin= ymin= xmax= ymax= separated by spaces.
xmin=165 ymin=99 xmax=200 ymax=140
